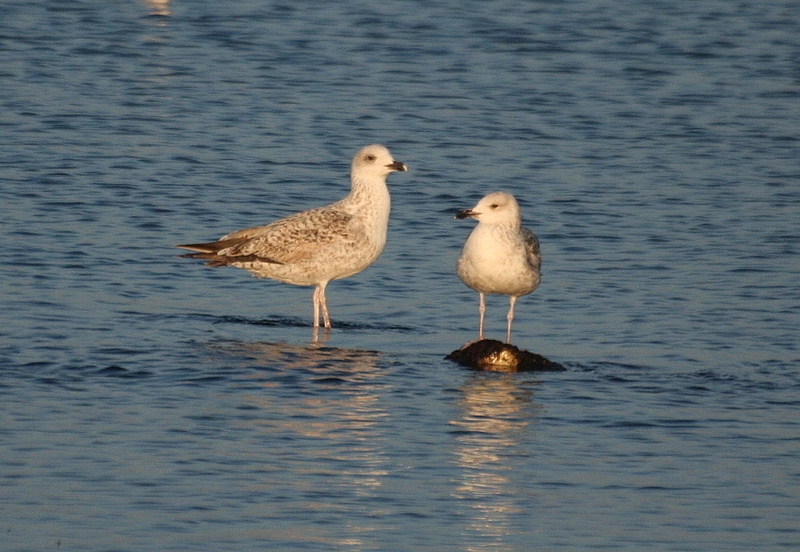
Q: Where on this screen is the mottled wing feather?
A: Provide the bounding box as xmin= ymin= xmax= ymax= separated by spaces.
xmin=521 ymin=227 xmax=541 ymax=270
xmin=218 ymin=208 xmax=356 ymax=264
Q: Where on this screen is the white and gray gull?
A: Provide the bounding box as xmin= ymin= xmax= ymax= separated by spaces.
xmin=177 ymin=144 xmax=407 ymax=333
xmin=455 ymin=191 xmax=541 ymax=344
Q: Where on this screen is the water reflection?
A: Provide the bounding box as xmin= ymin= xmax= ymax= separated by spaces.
xmin=210 ymin=339 xmax=382 ymax=374
xmin=145 ymin=0 xmax=170 ymax=17
xmin=451 ymin=375 xmax=542 ymax=551
xmin=207 ymin=340 xmax=389 ymax=548
xmin=311 ymin=325 xmax=330 ymax=345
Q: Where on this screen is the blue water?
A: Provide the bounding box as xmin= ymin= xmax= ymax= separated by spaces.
xmin=2 ymin=0 xmax=799 ymax=550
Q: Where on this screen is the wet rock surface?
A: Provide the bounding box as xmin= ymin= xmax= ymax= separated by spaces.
xmin=446 ymin=339 xmax=565 ymax=372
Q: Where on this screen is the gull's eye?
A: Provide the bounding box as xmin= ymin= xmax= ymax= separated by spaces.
xmin=366 ymin=154 xmax=377 ymax=161
xmin=490 ymin=203 xmax=499 ymax=209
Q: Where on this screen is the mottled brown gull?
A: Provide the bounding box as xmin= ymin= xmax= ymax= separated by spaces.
xmin=455 ymin=191 xmax=541 ymax=344
xmin=177 ymin=144 xmax=407 ymax=333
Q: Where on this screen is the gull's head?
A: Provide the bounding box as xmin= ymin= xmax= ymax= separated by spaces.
xmin=351 ymin=144 xmax=407 ymax=181
xmin=455 ymin=191 xmax=521 ymax=226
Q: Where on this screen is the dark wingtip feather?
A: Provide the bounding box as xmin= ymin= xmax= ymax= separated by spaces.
xmin=178 ymin=250 xmax=284 ymax=267
xmin=175 ymin=236 xmax=250 ymax=254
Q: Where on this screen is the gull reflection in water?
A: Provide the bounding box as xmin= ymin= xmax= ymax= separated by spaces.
xmin=450 ymin=374 xmax=542 ymax=550
xmin=208 ymin=340 xmax=389 ymax=548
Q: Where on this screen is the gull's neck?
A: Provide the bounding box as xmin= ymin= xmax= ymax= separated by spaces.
xmin=347 ymin=175 xmax=390 ymax=205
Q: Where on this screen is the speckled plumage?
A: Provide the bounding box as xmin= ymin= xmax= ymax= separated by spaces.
xmin=455 ymin=191 xmax=540 ymax=343
xmin=177 ymin=144 xmax=407 ymax=333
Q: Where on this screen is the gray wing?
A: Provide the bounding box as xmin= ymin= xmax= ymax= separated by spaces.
xmin=521 ymin=227 xmax=541 ymax=271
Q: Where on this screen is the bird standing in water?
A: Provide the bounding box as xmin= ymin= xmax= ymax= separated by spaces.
xmin=177 ymin=144 xmax=407 ymax=339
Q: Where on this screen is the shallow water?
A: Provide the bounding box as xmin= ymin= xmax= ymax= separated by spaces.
xmin=2 ymin=0 xmax=799 ymax=550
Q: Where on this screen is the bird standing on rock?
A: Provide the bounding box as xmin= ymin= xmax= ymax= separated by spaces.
xmin=455 ymin=191 xmax=541 ymax=344
xmin=177 ymin=144 xmax=407 ymax=337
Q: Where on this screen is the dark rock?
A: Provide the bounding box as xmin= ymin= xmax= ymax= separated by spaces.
xmin=446 ymin=339 xmax=565 ymax=372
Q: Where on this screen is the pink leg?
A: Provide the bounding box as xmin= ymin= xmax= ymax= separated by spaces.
xmin=311 ymin=283 xmax=332 ymax=329
xmin=312 ymin=286 xmax=322 ymax=328
xmin=478 ymin=292 xmax=486 ymax=340
xmin=506 ymin=296 xmax=517 ymax=344
xmin=319 ymin=281 xmax=331 ymax=329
